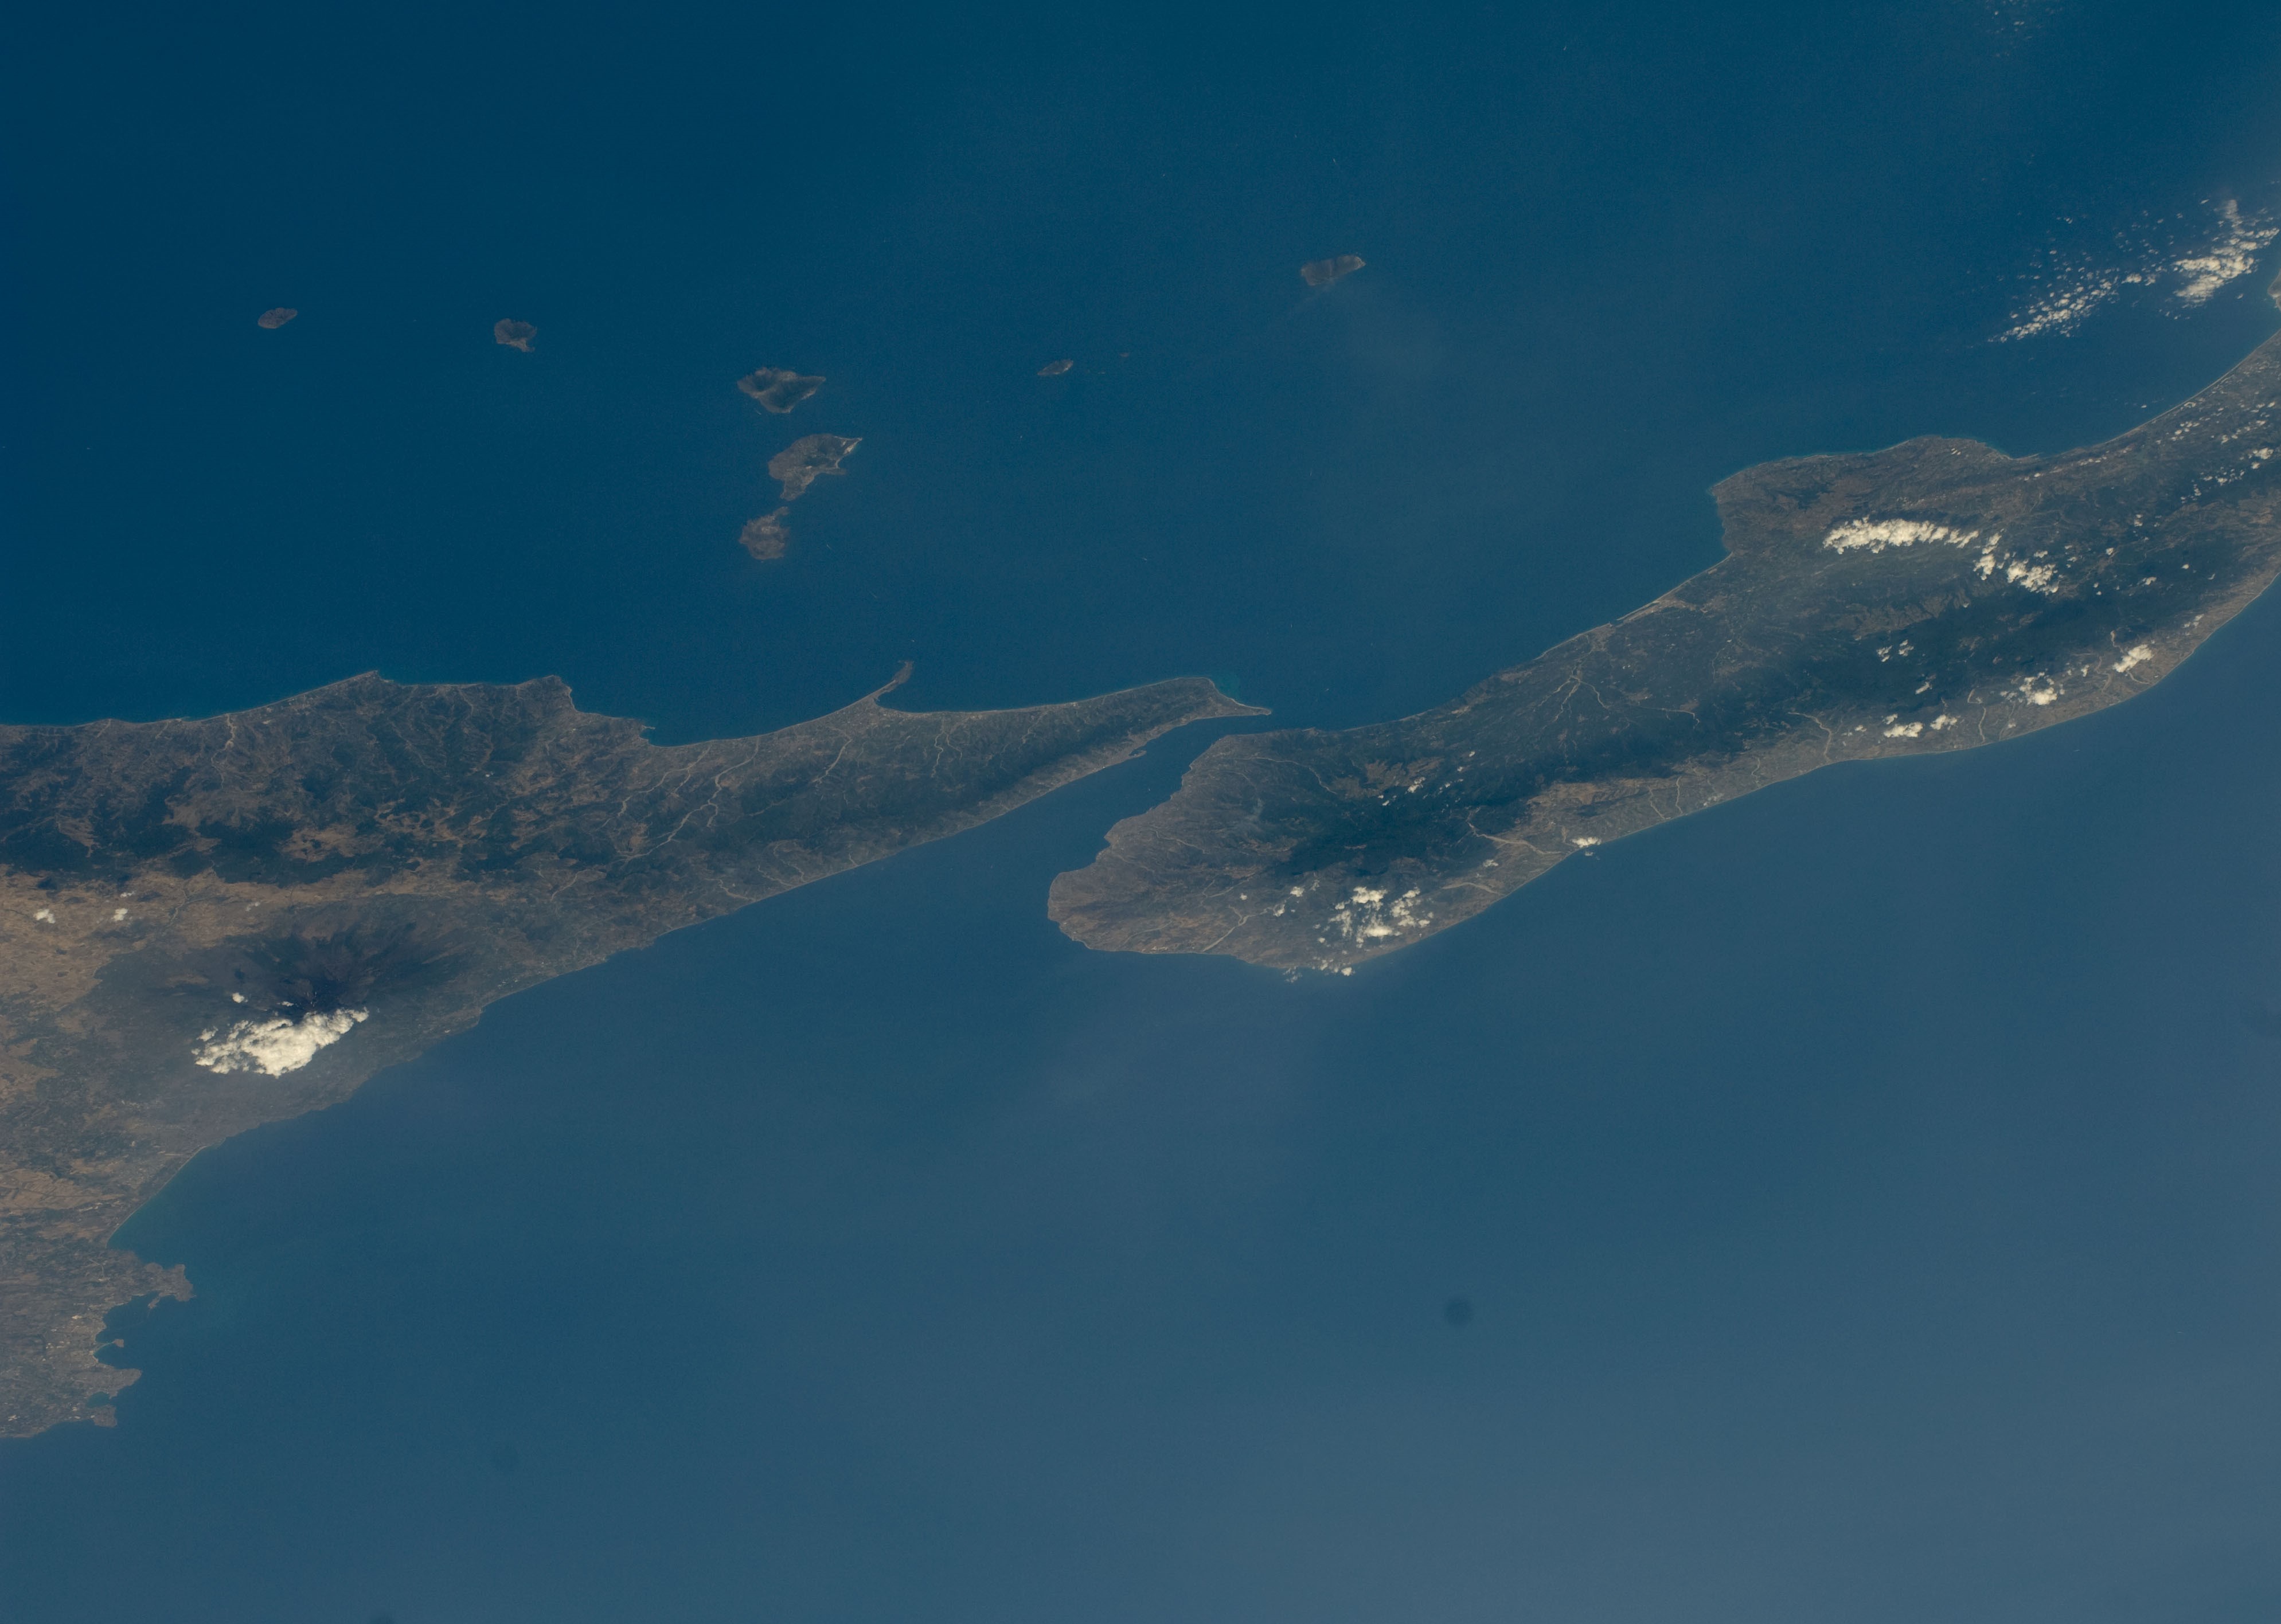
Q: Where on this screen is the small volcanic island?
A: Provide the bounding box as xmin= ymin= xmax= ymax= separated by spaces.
xmin=1050 ymin=286 xmax=2281 ymax=972
xmin=1300 ymin=254 xmax=1365 ymax=288
xmin=737 ymin=366 xmax=825 ymax=413
xmin=740 ymin=434 xmax=862 ymax=559
xmin=0 ymin=669 xmax=1261 ymax=1435
xmin=494 ymin=319 xmax=537 ymax=352
xmin=770 ymin=433 xmax=860 ymax=501
xmin=738 ymin=510 xmax=793 ymax=561
xmin=256 ymin=308 xmax=297 ymax=330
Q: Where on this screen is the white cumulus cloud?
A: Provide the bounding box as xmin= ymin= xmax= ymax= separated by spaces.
xmin=1823 ymin=519 xmax=1978 ymax=554
xmin=1996 ymin=198 xmax=2276 ymax=340
xmin=2172 ymin=201 xmax=2278 ymax=305
xmin=194 ymin=1008 xmax=368 ymax=1077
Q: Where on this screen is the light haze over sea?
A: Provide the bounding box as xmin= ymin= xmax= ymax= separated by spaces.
xmin=6 ymin=2 xmax=2281 ymax=1619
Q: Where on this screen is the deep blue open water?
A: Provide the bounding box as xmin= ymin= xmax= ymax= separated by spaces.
xmin=7 ymin=2 xmax=2281 ymax=1619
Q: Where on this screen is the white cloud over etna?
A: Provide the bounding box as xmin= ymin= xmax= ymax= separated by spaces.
xmin=193 ymin=1009 xmax=368 ymax=1077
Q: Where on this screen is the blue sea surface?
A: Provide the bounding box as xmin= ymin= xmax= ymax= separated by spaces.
xmin=6 ymin=2 xmax=2281 ymax=1619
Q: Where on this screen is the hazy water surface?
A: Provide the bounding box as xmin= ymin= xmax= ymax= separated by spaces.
xmin=5 ymin=2 xmax=2281 ymax=1619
